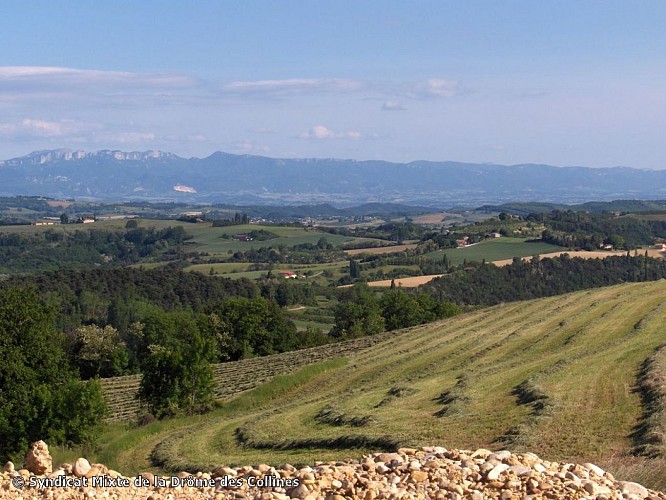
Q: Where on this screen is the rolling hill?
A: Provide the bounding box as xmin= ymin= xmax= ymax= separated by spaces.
xmin=94 ymin=281 xmax=666 ymax=490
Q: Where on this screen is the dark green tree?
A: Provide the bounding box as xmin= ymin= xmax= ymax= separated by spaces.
xmin=70 ymin=325 xmax=130 ymax=379
xmin=0 ymin=287 xmax=106 ymax=459
xmin=349 ymin=259 xmax=361 ymax=279
xmin=330 ymin=284 xmax=384 ymax=339
xmin=139 ymin=312 xmax=217 ymax=418
xmin=380 ymin=289 xmax=423 ymax=331
xmin=216 ymin=297 xmax=299 ymax=359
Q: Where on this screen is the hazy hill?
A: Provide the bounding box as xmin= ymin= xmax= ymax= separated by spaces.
xmin=3 ymin=149 xmax=666 ymax=206
xmin=478 ymin=199 xmax=666 ymax=216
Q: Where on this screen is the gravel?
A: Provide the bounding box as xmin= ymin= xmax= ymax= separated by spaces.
xmin=2 ymin=444 xmax=665 ymax=499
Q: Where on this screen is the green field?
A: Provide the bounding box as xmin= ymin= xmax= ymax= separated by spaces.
xmin=0 ymin=219 xmax=379 ymax=256
xmin=79 ymin=281 xmax=666 ymax=490
xmin=185 ymin=260 xmax=351 ymax=282
xmin=423 ymin=237 xmax=565 ymax=265
xmin=290 ymin=318 xmax=335 ymax=332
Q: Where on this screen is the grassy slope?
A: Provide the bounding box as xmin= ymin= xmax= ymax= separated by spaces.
xmin=423 ymin=237 xmax=565 ymax=265
xmin=80 ymin=281 xmax=666 ymax=489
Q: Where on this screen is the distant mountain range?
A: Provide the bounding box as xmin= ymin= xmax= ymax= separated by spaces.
xmin=2 ymin=149 xmax=666 ymax=207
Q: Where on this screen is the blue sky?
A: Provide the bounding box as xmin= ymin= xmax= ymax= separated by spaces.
xmin=1 ymin=1 xmax=666 ymax=168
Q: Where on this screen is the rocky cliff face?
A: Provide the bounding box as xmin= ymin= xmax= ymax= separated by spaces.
xmin=0 ymin=149 xmax=176 ymax=167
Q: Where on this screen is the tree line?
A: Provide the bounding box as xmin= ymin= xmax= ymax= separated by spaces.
xmin=422 ymin=253 xmax=666 ymax=306
xmin=529 ymin=210 xmax=666 ymax=250
xmin=0 ymin=225 xmax=189 ymax=273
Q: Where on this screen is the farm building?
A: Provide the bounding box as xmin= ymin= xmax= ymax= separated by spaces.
xmin=456 ymin=236 xmax=470 ymax=248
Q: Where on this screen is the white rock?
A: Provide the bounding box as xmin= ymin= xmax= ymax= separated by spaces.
xmin=486 ymin=463 xmax=510 ymax=481
xmin=73 ymin=457 xmax=91 ymax=478
xmin=509 ymin=465 xmax=531 ymax=476
xmin=471 ymin=449 xmax=492 ymax=459
xmin=618 ymin=481 xmax=649 ymax=498
xmin=489 ymin=450 xmax=512 ymax=461
xmin=583 ymin=462 xmax=606 ymax=477
xmin=533 ymin=463 xmax=547 ymax=473
xmin=408 ymin=460 xmax=421 ymax=471
xmin=289 ymin=483 xmax=310 ymax=499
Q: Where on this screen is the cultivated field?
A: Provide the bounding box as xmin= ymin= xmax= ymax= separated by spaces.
xmin=411 ymin=211 xmax=493 ymax=226
xmin=423 ymin=237 xmax=565 ymax=266
xmin=90 ymin=282 xmax=666 ymax=489
xmin=341 ymin=274 xmax=445 ymax=288
xmin=0 ymin=220 xmax=374 ymax=256
xmin=344 ymin=243 xmax=418 ymax=256
xmin=492 ymin=248 xmax=666 ymax=266
xmin=410 ymin=212 xmax=447 ymax=224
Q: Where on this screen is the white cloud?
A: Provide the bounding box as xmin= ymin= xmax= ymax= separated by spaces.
xmin=0 ymin=66 xmax=202 ymax=112
xmin=224 ymin=139 xmax=270 ymax=155
xmin=0 ymin=118 xmax=161 ymax=151
xmin=298 ymin=125 xmax=362 ymax=140
xmin=222 ymin=78 xmax=362 ymax=97
xmin=0 ymin=66 xmax=197 ymax=89
xmin=102 ymin=131 xmax=156 ymax=144
xmin=413 ymin=79 xmax=459 ymax=99
xmin=20 ymin=119 xmax=65 ymax=136
xmin=0 ymin=118 xmax=93 ymax=138
xmin=382 ymin=100 xmax=406 ymax=111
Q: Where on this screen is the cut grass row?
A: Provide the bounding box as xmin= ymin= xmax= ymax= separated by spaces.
xmin=99 ymin=331 xmax=396 ymax=422
xmin=89 ymin=281 xmax=666 ymax=491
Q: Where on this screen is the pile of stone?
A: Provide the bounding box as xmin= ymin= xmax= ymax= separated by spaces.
xmin=1 ymin=441 xmax=664 ymax=499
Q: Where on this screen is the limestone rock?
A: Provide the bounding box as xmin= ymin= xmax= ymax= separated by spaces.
xmin=4 ymin=443 xmax=665 ymax=499
xmin=73 ymin=457 xmax=91 ymax=477
xmin=23 ymin=440 xmax=52 ymax=475
xmin=583 ymin=462 xmax=606 ymax=477
xmin=618 ymin=481 xmax=650 ymax=498
xmin=487 ymin=463 xmax=510 ymax=481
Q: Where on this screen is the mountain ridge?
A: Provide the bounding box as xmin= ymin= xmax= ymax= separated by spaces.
xmin=1 ymin=149 xmax=665 ymax=207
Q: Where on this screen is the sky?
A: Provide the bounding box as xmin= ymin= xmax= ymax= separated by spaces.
xmin=1 ymin=0 xmax=666 ymax=168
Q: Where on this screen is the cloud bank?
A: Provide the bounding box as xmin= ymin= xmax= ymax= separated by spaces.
xmin=298 ymin=125 xmax=362 ymax=140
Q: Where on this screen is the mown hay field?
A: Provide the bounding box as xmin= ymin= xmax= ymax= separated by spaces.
xmin=492 ymin=248 xmax=666 ymax=266
xmin=342 ymin=274 xmax=445 ymax=288
xmin=90 ymin=281 xmax=666 ymax=489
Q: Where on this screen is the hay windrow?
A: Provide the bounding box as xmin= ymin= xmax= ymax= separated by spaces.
xmin=632 ymin=344 xmax=666 ymax=458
